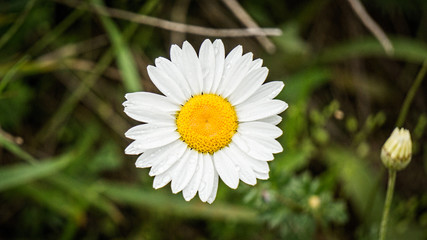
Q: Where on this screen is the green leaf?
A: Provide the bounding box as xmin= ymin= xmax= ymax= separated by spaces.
xmin=279 ymin=67 xmax=330 ymax=104
xmin=323 ymin=146 xmax=383 ymax=224
xmin=99 ymin=181 xmax=258 ymax=222
xmin=87 ymin=141 xmax=122 ymax=174
xmin=0 ymin=154 xmax=72 ymax=192
xmin=274 ymin=138 xmax=314 ymax=173
xmin=319 ymin=36 xmax=427 ymax=63
xmin=48 ymin=174 xmax=123 ymax=223
xmin=19 ymin=183 xmax=84 ymax=221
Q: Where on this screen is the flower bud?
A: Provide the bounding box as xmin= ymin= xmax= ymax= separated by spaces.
xmin=308 ymin=195 xmax=321 ymax=210
xmin=381 ymin=128 xmax=412 ymax=171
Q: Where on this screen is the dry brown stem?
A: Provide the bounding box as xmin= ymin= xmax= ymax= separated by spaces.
xmin=347 ymin=0 xmax=393 ymax=55
xmin=57 ymin=0 xmax=282 ymax=37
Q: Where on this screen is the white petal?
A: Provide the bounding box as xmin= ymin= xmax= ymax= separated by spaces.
xmin=209 ymin=39 xmax=225 ymax=93
xmin=135 ymin=145 xmax=169 ymax=168
xmin=170 ymin=44 xmax=182 ymax=62
xmin=125 ymin=124 xmax=176 ymax=140
xmin=238 ymin=121 xmax=283 ymax=139
xmin=182 ymin=153 xmax=204 ymax=201
xmin=199 ymin=154 xmax=215 ymax=202
xmin=243 ymin=81 xmax=284 ymax=104
xmin=258 ymin=115 xmax=282 ymax=125
xmin=249 ymin=58 xmax=263 ymax=72
xmin=153 ymin=171 xmax=173 ymax=189
xmin=225 ymin=45 xmax=243 ymax=66
xmin=183 ymin=41 xmax=204 ymax=94
xmin=226 ymin=145 xmax=257 ymax=186
xmin=171 ymin=149 xmax=198 ymax=194
xmin=154 ymin=57 xmax=192 ymax=100
xmin=207 ymin=170 xmax=219 ymax=204
xmin=213 ymin=148 xmax=239 ymax=189
xmin=237 ymin=99 xmax=288 ymax=122
xmin=125 ymin=131 xmax=180 ymax=153
xmin=263 ymin=138 xmax=283 ymax=153
xmin=170 ymin=44 xmax=197 ymax=94
xmin=228 ymin=67 xmax=268 ymax=105
xmin=125 ymin=140 xmax=145 ymax=155
xmin=232 ymin=132 xmax=274 ymax=161
xmin=216 ymin=45 xmax=243 ymax=94
xmin=124 ymin=92 xmax=179 ymax=113
xmin=237 ymin=131 xmax=282 ymax=155
xmin=146 ymin=65 xmax=186 ymax=104
xmin=229 ymin=142 xmax=270 ymax=173
xmin=124 ymin=107 xmax=174 ymax=125
xmin=221 ymin=53 xmax=253 ymax=98
xmin=255 ymin=171 xmax=269 ymax=180
xmin=135 ymin=154 xmax=153 ymax=168
xmin=250 ymin=158 xmax=270 ymax=173
xmin=199 ymin=39 xmax=215 ymax=93
xmin=151 ymin=146 xmax=189 ymax=189
xmin=123 ymin=92 xmax=178 ymax=124
xmin=171 ymin=42 xmax=203 ymax=95
xmin=149 ymin=140 xmax=187 ymax=176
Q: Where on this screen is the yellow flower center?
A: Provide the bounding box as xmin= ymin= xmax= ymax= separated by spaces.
xmin=176 ymin=94 xmax=238 ymax=154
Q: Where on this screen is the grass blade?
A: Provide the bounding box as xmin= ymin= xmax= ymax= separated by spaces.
xmin=319 ymin=36 xmax=427 ymax=63
xmin=0 ymin=0 xmax=37 ymax=51
xmin=92 ymin=0 xmax=142 ymax=92
xmin=99 ymin=181 xmax=258 ymax=222
xmin=0 ymin=154 xmax=72 ymax=191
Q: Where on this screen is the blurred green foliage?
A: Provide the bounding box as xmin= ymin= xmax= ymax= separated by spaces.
xmin=245 ymin=172 xmax=347 ymax=239
xmin=0 ymin=0 xmax=426 ymax=239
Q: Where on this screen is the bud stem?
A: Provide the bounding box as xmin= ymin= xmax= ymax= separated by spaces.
xmin=396 ymin=59 xmax=427 ymax=127
xmin=379 ymin=169 xmax=396 ymax=240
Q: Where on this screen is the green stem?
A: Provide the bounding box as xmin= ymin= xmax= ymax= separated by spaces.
xmin=379 ymin=169 xmax=396 ymax=240
xmin=0 ymin=0 xmax=37 ymax=51
xmin=396 ymin=60 xmax=427 ymax=127
xmin=0 ymin=55 xmax=29 ymax=94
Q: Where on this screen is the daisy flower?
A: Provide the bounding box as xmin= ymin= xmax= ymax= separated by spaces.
xmin=124 ymin=39 xmax=288 ymax=203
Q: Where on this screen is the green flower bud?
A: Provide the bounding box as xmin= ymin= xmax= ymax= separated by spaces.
xmin=381 ymin=128 xmax=412 ymax=171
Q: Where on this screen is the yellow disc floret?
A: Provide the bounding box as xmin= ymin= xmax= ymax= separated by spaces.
xmin=176 ymin=94 xmax=238 ymax=154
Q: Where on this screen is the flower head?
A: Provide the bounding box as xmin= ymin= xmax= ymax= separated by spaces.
xmin=123 ymin=39 xmax=288 ymax=203
xmin=381 ymin=128 xmax=412 ymax=171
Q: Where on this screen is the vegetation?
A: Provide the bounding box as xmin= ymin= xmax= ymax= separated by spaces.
xmin=0 ymin=0 xmax=426 ymax=239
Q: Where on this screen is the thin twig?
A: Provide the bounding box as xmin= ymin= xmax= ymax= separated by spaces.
xmin=56 ymin=0 xmax=282 ymax=37
xmin=0 ymin=128 xmax=36 ymax=164
xmin=37 ymin=35 xmax=108 ymax=62
xmin=221 ymin=0 xmax=276 ymax=53
xmin=0 ymin=128 xmax=24 ymax=145
xmin=65 ymin=59 xmax=121 ymax=80
xmin=347 ymin=0 xmax=393 ymax=55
